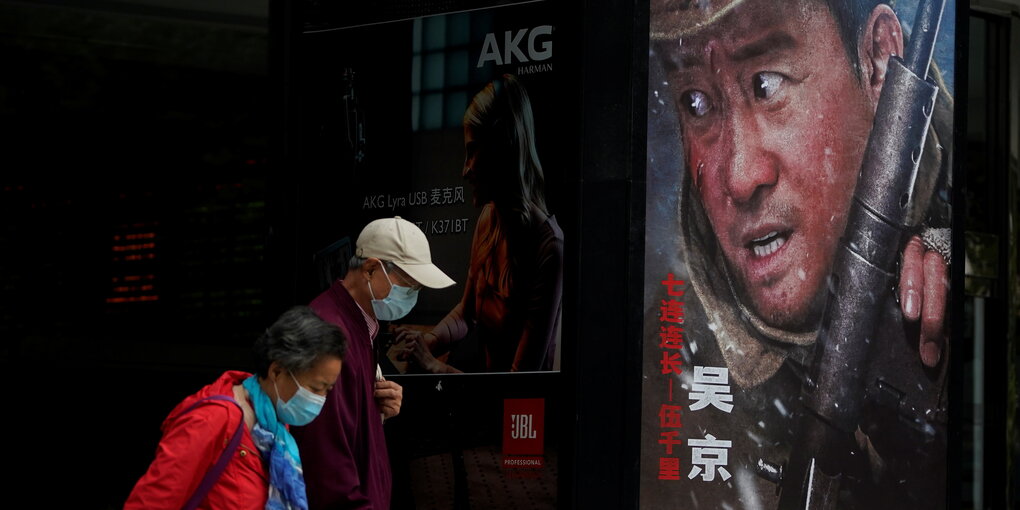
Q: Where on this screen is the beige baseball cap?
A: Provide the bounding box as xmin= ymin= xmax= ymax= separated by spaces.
xmin=355 ymin=216 xmax=456 ymax=289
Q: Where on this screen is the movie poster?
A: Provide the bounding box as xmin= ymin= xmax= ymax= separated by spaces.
xmin=292 ymin=1 xmax=564 ymax=508
xmin=641 ymin=0 xmax=955 ymax=508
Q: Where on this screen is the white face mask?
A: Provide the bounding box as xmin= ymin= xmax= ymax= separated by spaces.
xmin=274 ymin=371 xmax=326 ymax=426
xmin=368 ymin=264 xmax=419 ymax=321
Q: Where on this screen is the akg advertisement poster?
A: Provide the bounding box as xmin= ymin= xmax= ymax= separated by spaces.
xmin=295 ymin=1 xmax=564 ymax=378
xmin=292 ymin=1 xmax=564 ymax=508
xmin=641 ymin=0 xmax=955 ymax=508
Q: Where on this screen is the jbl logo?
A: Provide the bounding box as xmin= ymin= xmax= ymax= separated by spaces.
xmin=503 ymin=398 xmax=544 ymax=457
xmin=511 ymin=414 xmax=538 ymax=439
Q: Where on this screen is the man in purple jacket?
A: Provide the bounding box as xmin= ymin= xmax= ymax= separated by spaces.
xmin=291 ymin=216 xmax=455 ymax=509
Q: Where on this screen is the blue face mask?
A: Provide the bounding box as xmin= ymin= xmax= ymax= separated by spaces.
xmin=274 ymin=371 xmax=326 ymax=426
xmin=369 ymin=264 xmax=419 ymax=321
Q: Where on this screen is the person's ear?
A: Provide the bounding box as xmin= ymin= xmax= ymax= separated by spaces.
xmin=363 ymin=257 xmax=382 ymax=280
xmin=268 ymin=361 xmax=284 ymax=383
xmin=858 ymin=4 xmax=905 ymax=108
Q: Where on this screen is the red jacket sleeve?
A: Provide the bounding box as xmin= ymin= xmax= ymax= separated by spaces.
xmin=124 ymin=403 xmax=236 ymax=509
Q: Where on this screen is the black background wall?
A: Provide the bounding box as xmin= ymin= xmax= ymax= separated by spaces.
xmin=0 ymin=0 xmax=645 ymax=508
xmin=1 ymin=1 xmax=275 ymax=507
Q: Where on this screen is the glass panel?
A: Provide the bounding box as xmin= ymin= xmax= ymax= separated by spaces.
xmin=422 ymin=92 xmax=443 ymax=130
xmin=412 ymin=17 xmax=422 ymax=53
xmin=445 ymin=90 xmax=468 ymax=128
xmin=446 ymin=49 xmax=468 ymax=87
xmin=411 ymin=55 xmax=422 ymax=93
xmin=423 ymin=52 xmax=445 ymax=91
xmin=448 ymin=13 xmax=470 ymax=46
xmin=424 ymin=15 xmax=446 ymax=51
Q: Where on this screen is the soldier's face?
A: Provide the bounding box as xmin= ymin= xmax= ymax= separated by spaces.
xmin=663 ymin=0 xmax=877 ymax=330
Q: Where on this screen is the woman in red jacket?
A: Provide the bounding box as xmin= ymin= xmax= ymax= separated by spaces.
xmin=125 ymin=306 xmax=347 ymax=510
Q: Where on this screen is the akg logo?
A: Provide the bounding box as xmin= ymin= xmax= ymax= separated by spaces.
xmin=476 ymin=25 xmax=553 ymax=68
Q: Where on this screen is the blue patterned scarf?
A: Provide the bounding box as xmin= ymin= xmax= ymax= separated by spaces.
xmin=242 ymin=376 xmax=308 ymax=510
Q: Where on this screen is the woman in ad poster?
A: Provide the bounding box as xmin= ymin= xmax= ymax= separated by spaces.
xmin=398 ymin=73 xmax=564 ymax=374
xmin=642 ymin=0 xmax=953 ymax=508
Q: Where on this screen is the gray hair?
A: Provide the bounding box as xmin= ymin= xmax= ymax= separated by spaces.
xmin=252 ymin=305 xmax=347 ymax=378
xmin=347 ymin=255 xmax=367 ymax=272
xmin=347 ymin=255 xmax=397 ymax=274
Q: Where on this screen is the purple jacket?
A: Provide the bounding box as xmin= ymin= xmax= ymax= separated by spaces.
xmin=291 ymin=281 xmax=392 ymax=510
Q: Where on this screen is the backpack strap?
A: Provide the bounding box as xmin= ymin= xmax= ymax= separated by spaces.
xmin=174 ymin=394 xmax=245 ymax=510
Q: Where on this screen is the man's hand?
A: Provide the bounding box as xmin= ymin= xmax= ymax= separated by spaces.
xmin=374 ymin=379 xmax=403 ymax=420
xmin=899 ymin=235 xmax=948 ymax=367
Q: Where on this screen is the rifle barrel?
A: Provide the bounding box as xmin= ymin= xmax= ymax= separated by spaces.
xmin=904 ymin=0 xmax=946 ymax=78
